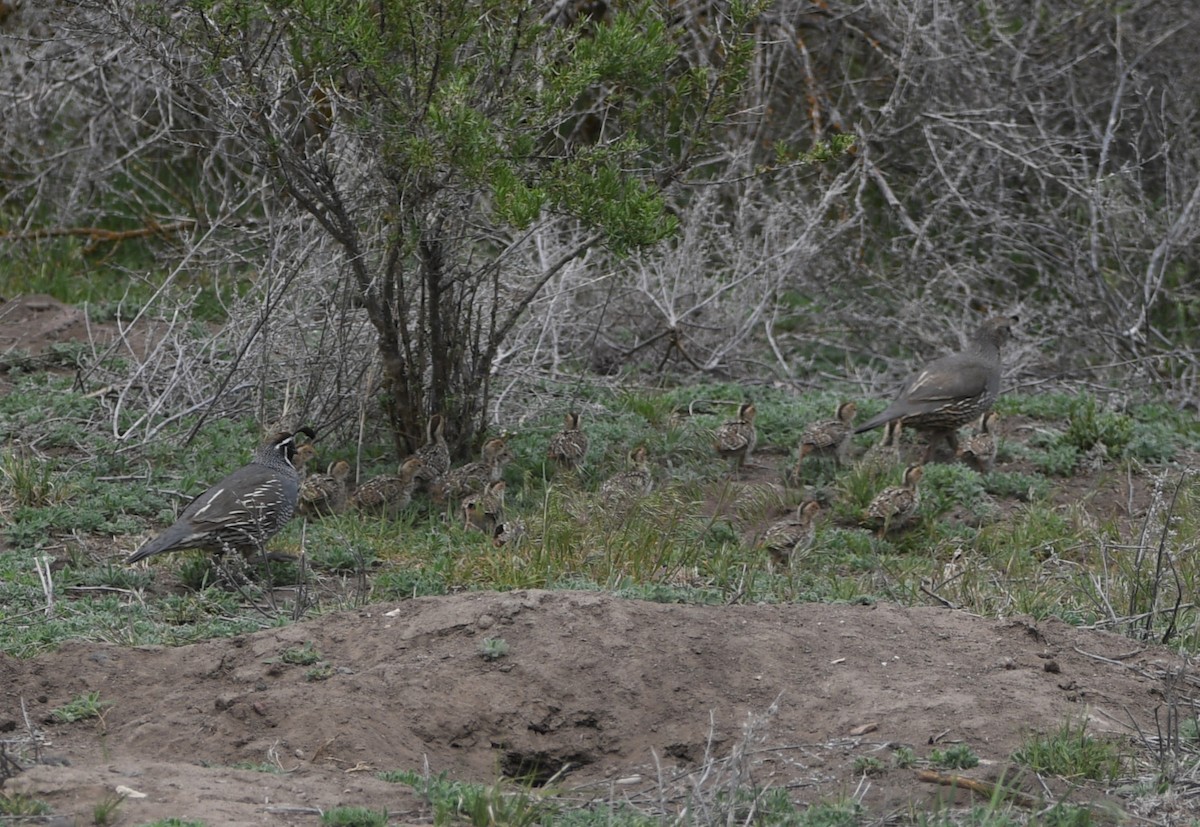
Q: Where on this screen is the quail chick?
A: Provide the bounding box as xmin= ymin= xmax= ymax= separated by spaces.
xmin=855 ymin=316 xmax=1016 ymax=462
xmin=714 ymin=402 xmax=757 ymax=475
xmin=863 ymin=464 xmax=924 ymax=536
xmin=958 ymin=411 xmax=999 ymax=474
xmin=463 ymin=480 xmax=507 ymax=533
xmin=438 ymin=437 xmax=514 ymax=502
xmin=547 ymin=411 xmax=589 ymax=475
xmin=795 ymin=401 xmax=857 ymax=474
xmin=351 ymin=456 xmax=424 ymax=518
xmin=126 ymin=428 xmax=315 ymax=563
xmin=599 ymin=445 xmax=653 ymax=507
xmin=293 ymin=443 xmax=317 ymax=479
xmin=761 ymin=500 xmax=821 ymax=570
xmin=414 ymin=413 xmax=451 ymax=490
xmin=493 ymin=517 xmax=528 ymax=549
xmin=298 ymin=459 xmax=351 ymax=518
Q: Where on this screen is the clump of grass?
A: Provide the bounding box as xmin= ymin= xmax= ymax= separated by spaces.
xmin=280 ymin=642 xmax=322 ymax=666
xmin=380 ymin=769 xmax=555 ymax=827
xmin=50 ymin=690 xmax=111 ymax=723
xmin=320 ymin=805 xmax=389 ymax=826
xmin=983 ymin=471 xmax=1050 ymax=502
xmin=930 ymin=743 xmax=979 ymax=770
xmin=1012 ymin=721 xmax=1123 ymax=782
xmin=0 ymin=792 xmax=52 ymax=816
xmin=92 ymin=792 xmax=125 ymax=825
xmin=1062 ymin=395 xmax=1133 ymax=457
xmin=852 ymin=755 xmax=885 ymax=776
xmin=0 ymin=449 xmax=69 ymax=507
xmin=373 ymin=568 xmax=448 ymax=600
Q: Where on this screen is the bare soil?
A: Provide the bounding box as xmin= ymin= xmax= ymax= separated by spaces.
xmin=0 ymin=591 xmax=1189 ymax=826
xmin=1 ymin=296 xmax=1196 ymax=825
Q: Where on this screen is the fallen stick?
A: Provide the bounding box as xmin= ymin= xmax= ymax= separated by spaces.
xmin=916 ymin=769 xmax=1040 ymax=809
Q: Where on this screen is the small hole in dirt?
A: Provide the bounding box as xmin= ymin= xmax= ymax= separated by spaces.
xmin=500 ymin=750 xmax=593 ymax=786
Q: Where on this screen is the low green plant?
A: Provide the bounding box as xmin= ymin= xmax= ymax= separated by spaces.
xmin=0 ymin=449 xmax=68 ymax=507
xmin=1062 ymin=395 xmax=1133 ymax=457
xmin=852 ymin=755 xmax=885 ymax=776
xmin=480 ymin=637 xmax=510 ymax=660
xmin=0 ymin=792 xmax=52 ymax=815
xmin=983 ymin=471 xmax=1050 ymax=502
xmin=373 ymin=568 xmax=448 ymax=599
xmin=50 ymin=690 xmax=112 ymax=723
xmin=891 ymin=745 xmax=917 ymax=768
xmin=231 ymin=760 xmax=284 ymax=773
xmin=320 ymin=805 xmax=388 ymax=826
xmin=380 ymin=769 xmax=555 ymax=827
xmin=930 ymin=743 xmax=979 ymax=770
xmin=92 ymin=792 xmax=125 ymax=825
xmin=280 ymin=642 xmax=322 ymax=666
xmin=305 ymin=663 xmax=335 ymax=681
xmin=1011 ymin=721 xmax=1123 ymax=782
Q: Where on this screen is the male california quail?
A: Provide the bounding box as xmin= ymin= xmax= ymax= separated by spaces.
xmin=600 ymin=445 xmax=653 ymax=506
xmin=795 ymin=401 xmax=857 ymax=473
xmin=714 ymin=402 xmax=757 ymax=474
xmin=761 ymin=500 xmax=821 ymax=570
xmin=463 ymin=480 xmax=507 ymax=532
xmin=547 ymin=411 xmax=589 ymax=474
xmin=438 ymin=437 xmax=515 ymax=502
xmin=351 ymin=456 xmax=424 ymax=518
xmin=958 ymin=411 xmax=999 ymax=474
xmin=864 ymin=464 xmax=924 ymax=536
xmin=126 ymin=428 xmax=315 ymax=563
xmin=414 ymin=413 xmax=451 ymax=489
xmin=859 ymin=420 xmax=903 ymax=475
xmin=855 ymin=315 xmax=1016 ymax=461
xmin=298 ymin=459 xmax=351 ymax=518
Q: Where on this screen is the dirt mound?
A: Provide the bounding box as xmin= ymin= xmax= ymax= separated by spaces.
xmin=0 ymin=590 xmax=1182 ymax=824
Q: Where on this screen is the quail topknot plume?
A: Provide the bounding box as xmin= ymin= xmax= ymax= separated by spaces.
xmin=127 ymin=428 xmax=316 ymax=564
xmin=855 ymin=315 xmax=1016 ymax=461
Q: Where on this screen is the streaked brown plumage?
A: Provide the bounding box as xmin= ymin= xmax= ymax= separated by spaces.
xmin=438 ymin=437 xmax=515 ymax=502
xmin=547 ymin=411 xmax=589 ymax=474
xmin=298 ymin=459 xmax=351 ymax=518
xmin=493 ymin=517 xmax=528 ymax=549
xmin=859 ymin=420 xmax=903 ymax=475
xmin=864 ymin=464 xmax=924 ymax=536
xmin=293 ymin=443 xmax=317 ymax=479
xmin=796 ymin=401 xmax=857 ymax=472
xmin=958 ymin=411 xmax=999 ymax=474
xmin=762 ymin=500 xmax=821 ymax=570
xmin=855 ymin=316 xmax=1016 ymax=461
xmin=714 ymin=402 xmax=757 ymax=474
xmin=126 ymin=428 xmax=315 ymax=564
xmin=414 ymin=413 xmax=451 ymax=488
xmin=600 ymin=445 xmax=653 ymax=506
xmin=351 ymin=456 xmax=424 ymax=518
xmin=463 ymin=480 xmax=506 ymax=532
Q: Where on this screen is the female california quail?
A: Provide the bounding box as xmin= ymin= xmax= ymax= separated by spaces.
xmin=714 ymin=402 xmax=757 ymax=475
xmin=958 ymin=411 xmax=999 ymax=474
xmin=864 ymin=464 xmax=924 ymax=536
xmin=795 ymin=401 xmax=857 ymax=474
xmin=438 ymin=437 xmax=514 ymax=502
xmin=126 ymin=428 xmax=315 ymax=563
xmin=761 ymin=500 xmax=822 ymax=570
xmin=351 ymin=456 xmax=425 ymax=518
xmin=855 ymin=316 xmax=1016 ymax=462
xmin=298 ymin=459 xmax=351 ymax=518
xmin=547 ymin=411 xmax=589 ymax=475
